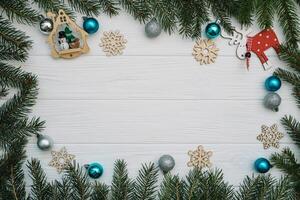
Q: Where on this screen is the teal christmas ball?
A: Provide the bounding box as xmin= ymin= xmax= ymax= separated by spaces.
xmin=265 ymin=76 xmax=281 ymax=91
xmin=83 ymin=17 xmax=99 ymax=34
xmin=205 ymin=22 xmax=221 ymax=39
xmin=85 ymin=162 xmax=103 ymax=179
xmin=254 ymin=158 xmax=272 ymax=173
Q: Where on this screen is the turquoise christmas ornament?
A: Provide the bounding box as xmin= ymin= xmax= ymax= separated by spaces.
xmin=85 ymin=162 xmax=103 ymax=179
xmin=265 ymin=76 xmax=281 ymax=91
xmin=254 ymin=158 xmax=272 ymax=173
xmin=83 ymin=17 xmax=99 ymax=34
xmin=205 ymin=22 xmax=221 ymax=39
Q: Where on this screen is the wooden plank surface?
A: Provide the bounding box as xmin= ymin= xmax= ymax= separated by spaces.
xmin=8 ymin=11 xmax=299 ymax=188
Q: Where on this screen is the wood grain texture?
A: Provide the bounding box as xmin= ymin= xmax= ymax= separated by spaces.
xmin=10 ymin=11 xmax=299 ymax=188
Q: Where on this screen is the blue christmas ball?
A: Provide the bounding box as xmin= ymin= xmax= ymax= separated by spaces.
xmin=265 ymin=76 xmax=281 ymax=91
xmin=83 ymin=17 xmax=99 ymax=34
xmin=86 ymin=162 xmax=103 ymax=179
xmin=205 ymin=22 xmax=221 ymax=39
xmin=254 ymin=158 xmax=272 ymax=173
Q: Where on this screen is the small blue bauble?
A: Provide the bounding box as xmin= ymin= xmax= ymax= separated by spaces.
xmin=265 ymin=76 xmax=281 ymax=91
xmin=254 ymin=158 xmax=272 ymax=173
xmin=86 ymin=162 xmax=103 ymax=179
xmin=83 ymin=17 xmax=99 ymax=34
xmin=205 ymin=22 xmax=221 ymax=39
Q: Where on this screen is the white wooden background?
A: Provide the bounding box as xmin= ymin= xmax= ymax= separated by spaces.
xmin=13 ymin=12 xmax=300 ymax=187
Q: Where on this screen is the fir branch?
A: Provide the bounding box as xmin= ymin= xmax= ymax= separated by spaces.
xmin=0 ymin=16 xmax=32 ymax=56
xmin=133 ymin=163 xmax=158 ymax=200
xmin=0 ymin=1 xmax=40 ymax=25
xmin=274 ymin=68 xmax=300 ymax=86
xmin=158 ymin=174 xmax=185 ymax=200
xmin=270 ymin=148 xmax=300 ymax=194
xmin=27 ymin=159 xmax=52 ymax=200
xmin=281 ymin=115 xmax=300 ymax=148
xmin=0 ymin=117 xmax=45 ymax=150
xmin=0 ymin=46 xmax=28 ymax=62
xmin=99 ymin=0 xmax=120 ymax=17
xmin=234 ymin=0 xmax=257 ymax=27
xmin=208 ymin=0 xmax=235 ymax=34
xmin=152 ymin=0 xmax=178 ymax=34
xmin=278 ymin=44 xmax=300 ymax=73
xmin=0 ymin=63 xmax=39 ymax=121
xmin=111 ymin=159 xmax=134 ymax=200
xmin=51 ymin=178 xmax=73 ymax=200
xmin=67 ymin=0 xmax=101 ymax=16
xmin=65 ymin=162 xmax=92 ymax=200
xmin=293 ymin=86 xmax=300 ymax=109
xmin=275 ymin=0 xmax=300 ymax=49
xmin=91 ymin=182 xmax=110 ymax=200
xmin=270 ymin=176 xmax=297 ymax=199
xmin=0 ymin=86 xmax=8 ymax=98
xmin=256 ymin=0 xmax=275 ymax=29
xmin=235 ymin=175 xmax=286 ymax=199
xmin=119 ymin=0 xmax=152 ymax=23
xmin=33 ymin=0 xmax=75 ymax=19
xmin=0 ymin=138 xmax=27 ymax=200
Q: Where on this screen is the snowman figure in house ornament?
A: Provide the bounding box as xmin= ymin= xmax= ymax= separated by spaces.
xmin=222 ymin=27 xmax=280 ymax=70
xmin=58 ymin=31 xmax=69 ymax=51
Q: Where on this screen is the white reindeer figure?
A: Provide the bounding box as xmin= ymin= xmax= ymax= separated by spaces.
xmin=221 ymin=27 xmax=280 ymax=70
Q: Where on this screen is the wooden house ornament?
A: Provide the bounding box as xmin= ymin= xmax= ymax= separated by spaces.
xmin=47 ymin=9 xmax=89 ymax=59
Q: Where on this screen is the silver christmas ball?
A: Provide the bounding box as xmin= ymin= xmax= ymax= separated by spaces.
xmin=37 ymin=134 xmax=53 ymax=151
xmin=145 ymin=19 xmax=162 ymax=38
xmin=264 ymin=92 xmax=281 ymax=112
xmin=158 ymin=155 xmax=175 ymax=173
xmin=39 ymin=18 xmax=54 ymax=35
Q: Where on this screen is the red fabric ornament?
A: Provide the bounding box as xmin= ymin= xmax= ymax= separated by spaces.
xmin=246 ymin=29 xmax=280 ymax=70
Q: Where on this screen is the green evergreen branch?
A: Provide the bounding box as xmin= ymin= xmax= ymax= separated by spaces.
xmin=0 ymin=46 xmax=28 ymax=62
xmin=0 ymin=16 xmax=32 ymax=56
xmin=67 ymin=0 xmax=101 ymax=16
xmin=281 ymin=115 xmax=300 ymax=149
xmin=0 ymin=1 xmax=40 ymax=25
xmin=275 ymin=0 xmax=300 ymax=49
xmin=111 ymin=159 xmax=134 ymax=200
xmin=274 ymin=68 xmax=300 ymax=86
xmin=0 ymin=86 xmax=8 ymax=98
xmin=0 ymin=117 xmax=44 ymax=150
xmin=65 ymin=162 xmax=92 ymax=200
xmin=51 ymin=178 xmax=73 ymax=200
xmin=27 ymin=159 xmax=52 ymax=200
xmin=152 ymin=0 xmax=178 ymax=34
xmin=0 ymin=138 xmax=27 ymax=200
xmin=119 ymin=0 xmax=152 ymax=23
xmin=158 ymin=174 xmax=185 ymax=200
xmin=234 ymin=0 xmax=257 ymax=27
xmin=256 ymin=0 xmax=275 ymax=29
xmin=99 ymin=0 xmax=120 ymax=17
xmin=0 ymin=63 xmax=38 ymax=121
xmin=270 ymin=176 xmax=297 ymax=199
xmin=133 ymin=163 xmax=158 ymax=200
xmin=91 ymin=182 xmax=110 ymax=200
xmin=270 ymin=148 xmax=300 ymax=194
xmin=278 ymin=44 xmax=300 ymax=73
xmin=33 ymin=0 xmax=75 ymax=19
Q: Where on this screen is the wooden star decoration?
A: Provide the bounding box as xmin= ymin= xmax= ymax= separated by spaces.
xmin=99 ymin=31 xmax=127 ymax=56
xmin=192 ymin=39 xmax=219 ymax=65
xmin=49 ymin=147 xmax=75 ymax=173
xmin=187 ymin=145 xmax=213 ymax=168
xmin=257 ymin=124 xmax=284 ymax=149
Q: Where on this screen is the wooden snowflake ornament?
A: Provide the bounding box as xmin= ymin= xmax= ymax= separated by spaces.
xmin=192 ymin=39 xmax=219 ymax=64
xmin=49 ymin=147 xmax=75 ymax=173
xmin=99 ymin=31 xmax=127 ymax=56
xmin=187 ymin=145 xmax=213 ymax=168
xmin=257 ymin=124 xmax=284 ymax=149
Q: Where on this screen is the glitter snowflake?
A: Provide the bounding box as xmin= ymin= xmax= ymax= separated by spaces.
xmin=49 ymin=147 xmax=75 ymax=173
xmin=99 ymin=31 xmax=127 ymax=56
xmin=257 ymin=124 xmax=284 ymax=149
xmin=187 ymin=145 xmax=213 ymax=168
xmin=192 ymin=39 xmax=219 ymax=65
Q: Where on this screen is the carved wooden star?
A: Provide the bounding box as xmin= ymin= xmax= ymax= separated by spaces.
xmin=49 ymin=147 xmax=75 ymax=173
xmin=187 ymin=145 xmax=213 ymax=168
xmin=257 ymin=124 xmax=284 ymax=149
